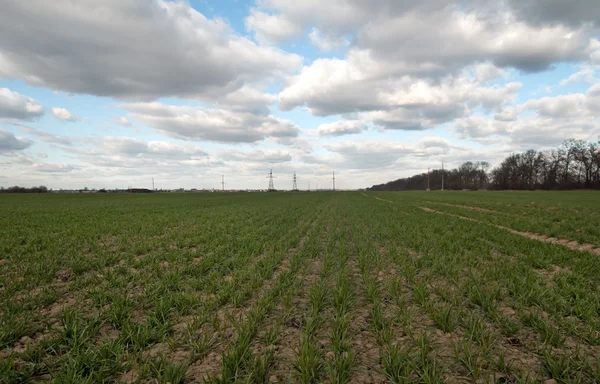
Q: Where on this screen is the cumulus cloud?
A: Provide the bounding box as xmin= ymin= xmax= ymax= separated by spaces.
xmin=29 ymin=163 xmax=79 ymax=173
xmin=0 ymin=129 xmax=33 ymax=153
xmin=326 ymin=136 xmax=462 ymax=169
xmin=121 ymin=102 xmax=300 ymax=143
xmin=357 ymin=10 xmax=589 ymax=73
xmin=317 ymin=120 xmax=367 ymax=136
xmin=220 ymin=149 xmax=292 ymax=163
xmin=19 ymin=126 xmax=72 ymax=146
xmin=0 ymin=0 xmax=301 ymax=101
xmin=115 ymin=116 xmax=133 ymax=127
xmin=211 ymin=86 xmax=277 ymax=114
xmin=560 ymin=65 xmax=597 ymax=85
xmin=245 ymin=9 xmax=304 ymax=44
xmin=252 ymin=1 xmax=594 ymax=72
xmin=98 ymin=137 xmax=208 ymax=159
xmin=280 ymin=62 xmax=520 ymax=126
xmin=60 ymin=136 xmax=220 ymax=175
xmin=308 ymin=28 xmax=349 ymax=52
xmin=51 ymin=107 xmax=77 ymax=121
xmin=0 ymin=88 xmax=44 ymax=121
xmin=504 ymin=0 xmax=600 ymax=28
xmin=454 ymin=83 xmax=600 ymax=147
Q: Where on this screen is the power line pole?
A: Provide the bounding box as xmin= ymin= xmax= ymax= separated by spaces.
xmin=221 ymin=175 xmax=224 ymax=191
xmin=427 ymin=167 xmax=430 ymax=191
xmin=267 ymin=169 xmax=275 ymax=191
xmin=308 ymin=181 xmax=310 ymax=191
xmin=292 ymin=172 xmax=298 ymax=191
xmin=152 ymin=177 xmax=155 ymax=191
xmin=441 ymin=162 xmax=444 ymax=191
xmin=332 ymin=171 xmax=336 ymax=191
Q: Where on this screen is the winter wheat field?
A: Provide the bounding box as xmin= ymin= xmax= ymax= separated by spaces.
xmin=2 ymin=191 xmax=600 ymax=384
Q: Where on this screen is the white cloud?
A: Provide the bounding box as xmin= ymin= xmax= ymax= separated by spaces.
xmin=0 ymin=0 xmax=301 ymax=101
xmin=280 ymin=61 xmax=520 ymax=129
xmin=0 ymin=88 xmax=44 ymax=121
xmin=245 ymin=9 xmax=304 ymax=44
xmin=325 ymin=136 xmax=464 ymax=169
xmin=560 ymin=65 xmax=597 ymax=85
xmin=317 ymin=120 xmax=367 ymax=136
xmin=20 ymin=126 xmax=72 ymax=146
xmin=98 ymin=137 xmax=207 ymax=159
xmin=116 ymin=116 xmax=133 ymax=127
xmin=121 ymin=102 xmax=300 ymax=143
xmin=308 ymin=28 xmax=349 ymax=52
xmin=51 ymin=107 xmax=76 ymax=121
xmin=29 ymin=163 xmax=79 ymax=173
xmin=219 ymin=149 xmax=292 ymax=163
xmin=454 ymin=84 xmax=600 ymax=147
xmin=0 ymin=129 xmax=33 ymax=153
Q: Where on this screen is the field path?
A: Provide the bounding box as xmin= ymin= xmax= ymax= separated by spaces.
xmin=418 ymin=206 xmax=600 ymax=256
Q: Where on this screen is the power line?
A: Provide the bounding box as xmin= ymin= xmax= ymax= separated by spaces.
xmin=441 ymin=162 xmax=444 ymax=191
xmin=267 ymin=169 xmax=276 ymax=191
xmin=332 ymin=171 xmax=336 ymax=191
xmin=292 ymin=172 xmax=298 ymax=191
xmin=427 ymin=167 xmax=430 ymax=191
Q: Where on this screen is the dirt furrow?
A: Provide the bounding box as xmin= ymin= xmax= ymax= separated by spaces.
xmin=186 ymin=222 xmax=314 ymax=383
xmin=418 ymin=206 xmax=600 ymax=256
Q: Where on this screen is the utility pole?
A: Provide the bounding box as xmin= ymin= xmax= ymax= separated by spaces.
xmin=292 ymin=172 xmax=298 ymax=191
xmin=267 ymin=169 xmax=275 ymax=191
xmin=427 ymin=167 xmax=430 ymax=191
xmin=152 ymin=177 xmax=155 ymax=191
xmin=332 ymin=171 xmax=336 ymax=191
xmin=221 ymin=175 xmax=224 ymax=191
xmin=441 ymin=162 xmax=444 ymax=191
xmin=308 ymin=181 xmax=310 ymax=191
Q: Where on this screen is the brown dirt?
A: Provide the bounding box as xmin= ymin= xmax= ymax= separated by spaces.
xmin=118 ymin=370 xmax=138 ymax=383
xmin=185 ymin=218 xmax=319 ymax=382
xmin=98 ymin=235 xmax=120 ymax=252
xmin=425 ymin=201 xmax=502 ymax=214
xmin=346 ymin=225 xmax=388 ymax=383
xmin=360 ymin=192 xmax=369 ymax=197
xmin=40 ymin=295 xmax=79 ymax=317
xmin=55 ymin=268 xmax=73 ymax=282
xmin=269 ymin=256 xmax=324 ymax=381
xmin=374 ymin=197 xmax=393 ymax=203
xmin=537 ymin=265 xmax=569 ymax=279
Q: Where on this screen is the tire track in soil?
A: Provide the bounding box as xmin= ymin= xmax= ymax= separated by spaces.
xmin=424 ymin=201 xmax=506 ymax=215
xmin=183 ymin=216 xmax=321 ymax=383
xmin=417 ymin=206 xmax=600 ymax=256
xmin=345 ymin=222 xmax=387 ymax=383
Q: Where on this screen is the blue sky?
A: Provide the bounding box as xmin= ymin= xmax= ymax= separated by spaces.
xmin=0 ymin=0 xmax=599 ymax=190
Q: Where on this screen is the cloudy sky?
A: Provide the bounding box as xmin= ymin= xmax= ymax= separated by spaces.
xmin=1 ymin=0 xmax=599 ymax=190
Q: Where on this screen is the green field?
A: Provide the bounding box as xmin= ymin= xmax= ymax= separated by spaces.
xmin=1 ymin=191 xmax=600 ymax=383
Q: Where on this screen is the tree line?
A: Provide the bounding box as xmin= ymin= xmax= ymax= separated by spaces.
xmin=368 ymin=139 xmax=600 ymax=191
xmin=0 ymin=185 xmax=49 ymax=193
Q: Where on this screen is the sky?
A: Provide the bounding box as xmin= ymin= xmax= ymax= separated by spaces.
xmin=0 ymin=0 xmax=599 ymax=191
